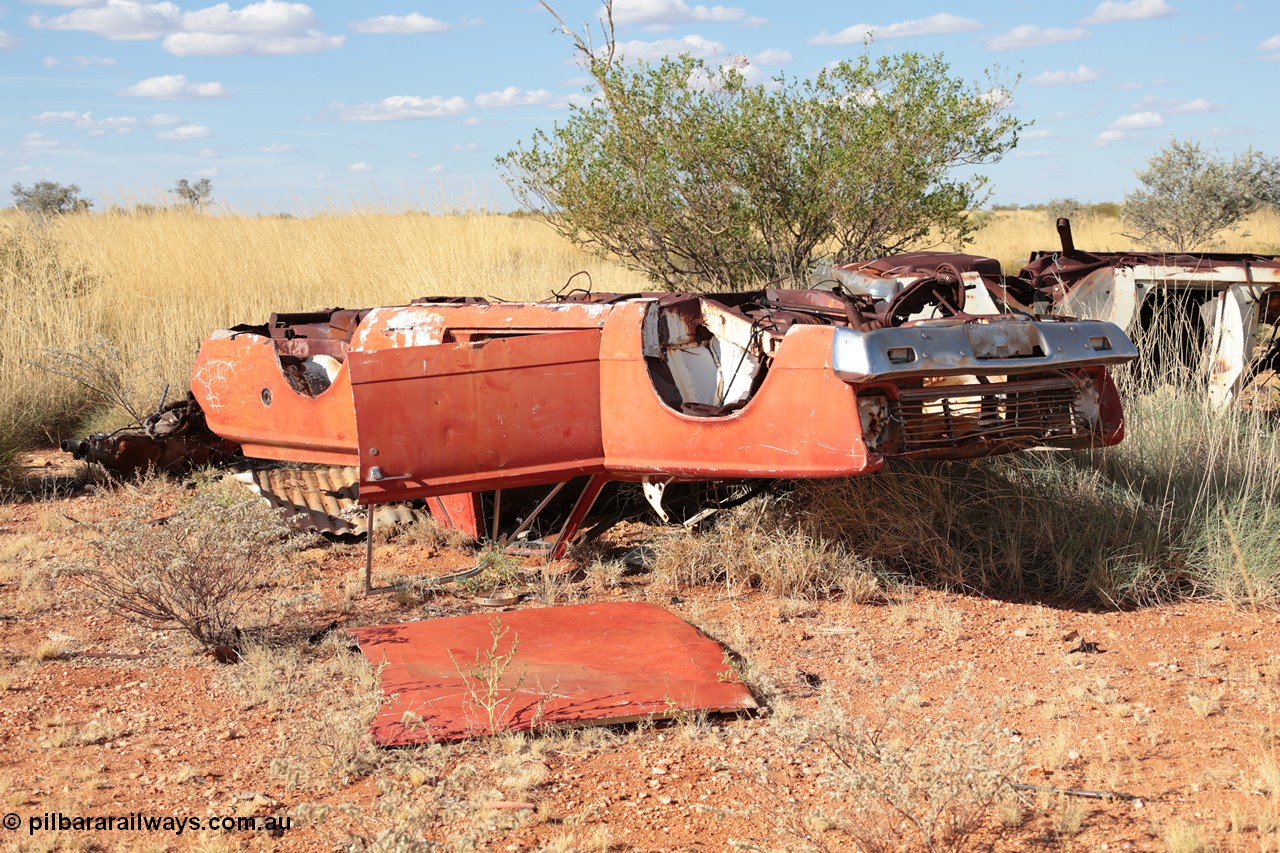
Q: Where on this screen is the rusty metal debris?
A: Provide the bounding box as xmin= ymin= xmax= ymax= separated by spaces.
xmin=61 ymin=394 xmax=240 ymax=478
xmin=230 ymin=466 xmax=426 ymax=536
xmin=349 ymin=601 xmax=758 ymax=744
xmin=68 ymin=277 xmax=1137 ymax=557
xmin=831 ymin=219 xmax=1280 ymax=408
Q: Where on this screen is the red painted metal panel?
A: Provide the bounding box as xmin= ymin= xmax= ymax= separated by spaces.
xmin=349 ymin=602 xmax=758 ymax=745
xmin=427 ymin=492 xmax=483 ymax=538
xmin=193 ymin=335 xmax=359 ymax=466
xmin=350 ymin=329 xmax=607 ymax=502
xmin=598 ymin=305 xmax=876 ymax=479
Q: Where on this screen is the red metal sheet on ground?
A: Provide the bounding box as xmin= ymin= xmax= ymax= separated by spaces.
xmin=350 ymin=602 xmax=758 ymax=745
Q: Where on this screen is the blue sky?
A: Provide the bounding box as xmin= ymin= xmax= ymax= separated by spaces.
xmin=0 ymin=0 xmax=1276 ymax=213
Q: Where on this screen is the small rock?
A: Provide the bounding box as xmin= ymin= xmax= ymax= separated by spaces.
xmin=1014 ymin=628 xmax=1030 ymax=638
xmin=1203 ymin=636 xmax=1225 ymax=650
xmin=659 ymin=796 xmax=672 ymax=805
xmin=651 ymin=766 xmax=667 ymax=775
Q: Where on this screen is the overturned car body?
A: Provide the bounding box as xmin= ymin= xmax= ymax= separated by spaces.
xmin=67 ymin=273 xmax=1136 ymax=556
xmin=828 ymin=219 xmax=1280 ymax=408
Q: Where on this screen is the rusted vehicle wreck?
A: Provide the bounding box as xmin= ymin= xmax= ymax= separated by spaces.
xmin=69 ymin=274 xmax=1137 ymax=557
xmin=832 ymin=219 xmax=1280 ymax=408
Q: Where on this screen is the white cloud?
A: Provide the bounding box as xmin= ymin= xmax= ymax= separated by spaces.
xmin=615 ymin=34 xmax=724 ymax=61
xmin=196 ymin=147 xmax=220 ymax=157
xmin=1110 ymin=110 xmax=1164 ymax=129
xmin=147 ymin=112 xmax=183 ymax=125
xmin=349 ymin=13 xmax=450 ymax=34
xmin=1261 ymin=35 xmax=1280 ymax=51
xmin=46 ymin=53 xmax=118 ymax=67
xmin=1093 ymin=129 xmax=1132 ymax=144
xmin=163 ymin=31 xmax=343 ymax=55
xmin=333 ymin=95 xmax=468 ymax=122
xmin=1136 ymin=94 xmax=1219 ymax=113
xmin=1 ymin=31 xmax=21 ymax=51
xmin=157 ymin=123 xmax=212 ymax=140
xmin=612 ymin=0 xmax=752 ymax=30
xmin=1022 ymin=128 xmax=1057 ymax=140
xmin=980 ymin=87 xmax=1013 ymax=109
xmin=30 ymin=0 xmax=344 ymax=56
xmin=449 ymin=142 xmax=479 ymax=152
xmin=1083 ymin=0 xmax=1175 ymax=24
xmin=986 ymin=25 xmax=1090 ymax=51
xmin=193 ymin=166 xmax=219 ymax=177
xmin=810 ymin=13 xmax=980 ymax=44
xmin=1031 ymin=65 xmax=1101 ymax=86
xmin=181 ymin=1 xmax=317 ymax=35
xmin=29 ymin=1 xmax=183 ymax=40
xmin=33 ymin=110 xmax=138 ymax=133
xmin=259 ymin=142 xmax=296 ymax=153
xmin=121 ymin=74 xmax=226 ymax=99
xmin=474 ymin=87 xmax=555 ymax=109
xmin=348 ymin=162 xmax=373 ymax=172
xmin=749 ymin=47 xmax=791 ymax=65
xmin=1173 ymin=97 xmax=1216 ymax=113
xmin=32 ymin=110 xmax=82 ymax=123
xmin=425 ymin=163 xmax=445 ymax=174
xmin=22 ymin=132 xmax=64 ymax=148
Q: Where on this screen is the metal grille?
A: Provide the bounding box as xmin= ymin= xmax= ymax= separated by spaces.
xmin=889 ymin=374 xmax=1095 ymax=451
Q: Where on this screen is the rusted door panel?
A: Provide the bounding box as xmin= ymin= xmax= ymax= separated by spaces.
xmin=192 ymin=335 xmax=359 ymax=466
xmin=350 ymin=601 xmax=759 ymax=745
xmin=351 ymin=330 xmax=607 ymax=503
xmin=599 ymin=306 xmax=875 ymax=479
xmin=427 ymin=492 xmax=483 ymax=538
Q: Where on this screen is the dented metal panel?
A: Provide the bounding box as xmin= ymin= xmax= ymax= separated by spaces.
xmin=349 ymin=601 xmax=758 ymax=745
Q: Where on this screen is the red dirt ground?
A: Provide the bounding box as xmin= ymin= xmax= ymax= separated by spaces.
xmin=1 ymin=452 xmax=1277 ymax=852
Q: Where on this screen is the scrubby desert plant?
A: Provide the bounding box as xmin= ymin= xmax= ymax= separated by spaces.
xmin=1124 ymin=138 xmax=1280 ymax=251
xmin=502 ymin=3 xmax=1024 ymax=290
xmin=68 ymin=475 xmax=306 ymax=649
xmin=740 ymin=671 xmax=1020 ymax=852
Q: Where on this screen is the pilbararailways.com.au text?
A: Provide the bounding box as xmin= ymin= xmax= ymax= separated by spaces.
xmin=12 ymin=811 xmax=292 ymax=836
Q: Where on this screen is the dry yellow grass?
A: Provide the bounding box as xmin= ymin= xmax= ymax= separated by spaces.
xmin=50 ymin=209 xmax=652 ymax=397
xmin=948 ymin=208 xmax=1280 ymax=273
xmin=0 ymin=209 xmax=652 ymax=471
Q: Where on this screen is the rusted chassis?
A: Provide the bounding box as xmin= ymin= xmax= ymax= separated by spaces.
xmin=188 ymin=291 xmax=1133 ymax=554
xmin=829 ymin=219 xmax=1280 ymax=408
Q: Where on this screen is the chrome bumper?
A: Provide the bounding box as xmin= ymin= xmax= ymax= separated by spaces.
xmin=831 ymin=319 xmax=1137 ymax=382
